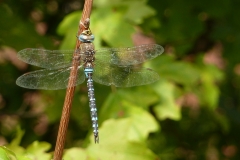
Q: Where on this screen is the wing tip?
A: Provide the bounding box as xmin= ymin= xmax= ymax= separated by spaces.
xmin=155 ymin=44 xmax=164 ymax=55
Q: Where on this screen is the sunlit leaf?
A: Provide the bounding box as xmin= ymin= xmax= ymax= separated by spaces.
xmin=100 ymin=100 xmax=159 ymax=142
xmin=57 ymin=7 xmax=135 ymax=49
xmin=153 ymin=80 xmax=181 ymax=120
xmin=124 ymin=102 xmax=159 ymax=142
xmin=0 ymin=146 xmax=17 ymax=160
xmin=25 ymin=141 xmax=51 ymax=160
xmin=63 ymin=116 xmax=158 ymax=160
xmin=101 ymin=103 xmax=160 ymax=142
xmin=87 ymin=118 xmax=158 ymax=160
xmin=7 ymin=127 xmax=25 ymax=154
xmin=16 ymin=156 xmax=31 ymax=160
xmin=57 ymin=11 xmax=81 ymax=49
xmin=99 ymin=87 xmax=159 ymax=123
xmin=63 ymin=148 xmax=88 ymax=160
xmin=91 ymin=7 xmax=135 ymax=47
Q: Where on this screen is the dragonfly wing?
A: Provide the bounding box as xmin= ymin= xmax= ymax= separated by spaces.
xmin=93 ymin=64 xmax=159 ymax=87
xmin=17 ymin=49 xmax=80 ymax=69
xmin=16 ymin=66 xmax=85 ymax=90
xmin=95 ymin=44 xmax=164 ymax=66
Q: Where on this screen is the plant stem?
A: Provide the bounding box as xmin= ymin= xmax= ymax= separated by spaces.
xmin=53 ymin=0 xmax=93 ymax=159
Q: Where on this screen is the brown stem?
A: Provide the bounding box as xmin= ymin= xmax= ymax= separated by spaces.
xmin=53 ymin=0 xmax=93 ymax=159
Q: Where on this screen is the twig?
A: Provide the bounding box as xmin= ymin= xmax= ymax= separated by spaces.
xmin=53 ymin=0 xmax=93 ymax=159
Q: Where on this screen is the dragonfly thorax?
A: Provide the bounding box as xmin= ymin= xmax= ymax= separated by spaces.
xmin=82 ymin=49 xmax=95 ymax=68
xmin=79 ymin=43 xmax=95 ymax=67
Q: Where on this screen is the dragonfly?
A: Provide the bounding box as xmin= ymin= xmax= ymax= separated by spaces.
xmin=16 ymin=27 xmax=164 ymax=143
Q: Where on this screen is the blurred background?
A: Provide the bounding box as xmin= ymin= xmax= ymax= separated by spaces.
xmin=0 ymin=0 xmax=240 ymax=159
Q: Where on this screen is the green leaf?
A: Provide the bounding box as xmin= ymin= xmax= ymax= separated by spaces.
xmin=0 ymin=146 xmax=17 ymax=160
xmin=87 ymin=118 xmax=158 ymax=160
xmin=57 ymin=12 xmax=81 ymax=36
xmin=123 ymin=102 xmax=159 ymax=142
xmin=91 ymin=7 xmax=135 ymax=47
xmin=99 ymin=101 xmax=159 ymax=142
xmin=201 ymin=74 xmax=219 ymax=109
xmin=63 ymin=114 xmax=159 ymax=160
xmin=7 ymin=127 xmax=25 ymax=154
xmin=63 ymin=148 xmax=89 ymax=160
xmin=9 ymin=127 xmax=24 ymax=147
xmin=57 ymin=7 xmax=135 ymax=49
xmin=16 ymin=156 xmax=31 ymax=160
xmin=94 ymin=0 xmax=156 ymax=24
xmin=153 ymin=80 xmax=181 ymax=121
xmin=124 ymin=0 xmax=156 ymax=24
xmin=25 ymin=141 xmax=51 ymax=160
xmin=57 ymin=11 xmax=81 ymax=49
xmin=101 ymin=103 xmax=159 ymax=142
xmin=99 ymin=87 xmax=159 ymax=123
xmin=148 ymin=55 xmax=200 ymax=86
xmin=198 ymin=65 xmax=224 ymax=109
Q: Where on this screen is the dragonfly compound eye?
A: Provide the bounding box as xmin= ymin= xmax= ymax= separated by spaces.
xmin=78 ymin=33 xmax=95 ymax=43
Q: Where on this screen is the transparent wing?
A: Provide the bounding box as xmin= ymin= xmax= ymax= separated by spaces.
xmin=16 ymin=66 xmax=85 ymax=90
xmin=93 ymin=63 xmax=159 ymax=87
xmin=18 ymin=44 xmax=163 ymax=69
xmin=17 ymin=49 xmax=80 ymax=69
xmin=95 ymin=44 xmax=164 ymax=66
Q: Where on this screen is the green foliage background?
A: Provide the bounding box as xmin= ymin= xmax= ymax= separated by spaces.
xmin=0 ymin=0 xmax=240 ymax=159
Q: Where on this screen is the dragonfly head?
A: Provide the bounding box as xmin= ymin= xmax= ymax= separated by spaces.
xmin=79 ymin=28 xmax=95 ymax=43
